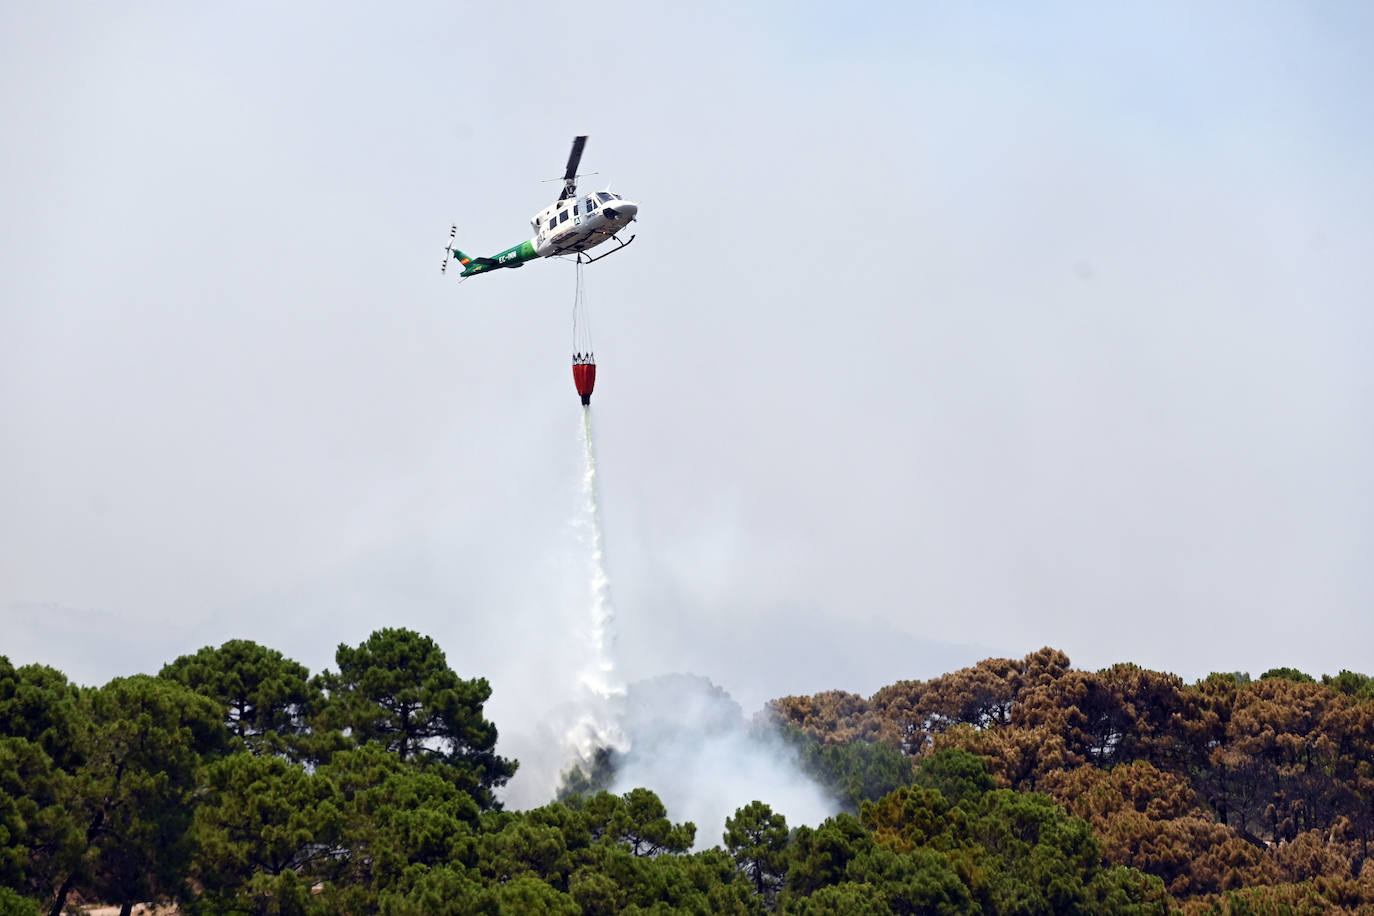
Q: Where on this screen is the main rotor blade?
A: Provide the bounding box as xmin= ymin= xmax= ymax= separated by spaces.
xmin=564 ymin=135 xmax=587 ymax=182
xmin=559 ymin=135 xmax=587 ymax=200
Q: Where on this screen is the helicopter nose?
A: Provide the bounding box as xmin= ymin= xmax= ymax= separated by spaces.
xmin=605 ymin=200 xmax=638 ymax=221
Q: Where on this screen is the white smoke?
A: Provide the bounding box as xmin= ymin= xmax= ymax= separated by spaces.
xmin=609 ymin=673 xmax=840 ymax=845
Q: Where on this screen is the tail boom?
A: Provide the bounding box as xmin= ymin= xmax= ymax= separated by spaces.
xmin=453 ymin=239 xmax=540 ymax=277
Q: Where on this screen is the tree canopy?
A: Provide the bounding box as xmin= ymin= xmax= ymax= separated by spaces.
xmin=160 ymin=639 xmax=318 ymax=758
xmin=314 ymin=628 xmax=516 ymax=806
xmin=4 ymin=642 xmax=1374 ymax=914
xmin=771 ymin=648 xmax=1374 ymax=913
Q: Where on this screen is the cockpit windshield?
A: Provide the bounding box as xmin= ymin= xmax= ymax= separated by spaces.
xmin=596 ymin=192 xmax=619 ymax=203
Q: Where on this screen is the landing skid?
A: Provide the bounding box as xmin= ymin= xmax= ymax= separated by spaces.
xmin=578 ymin=234 xmax=635 ymax=265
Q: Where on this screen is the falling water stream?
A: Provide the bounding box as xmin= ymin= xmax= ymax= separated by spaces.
xmin=565 ymin=404 xmax=627 ymax=760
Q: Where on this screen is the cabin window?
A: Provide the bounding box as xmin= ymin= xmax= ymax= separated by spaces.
xmin=547 ymin=218 xmax=556 ymax=230
xmin=585 ymin=196 xmax=597 ymax=212
xmin=559 ymin=210 xmax=569 ymax=224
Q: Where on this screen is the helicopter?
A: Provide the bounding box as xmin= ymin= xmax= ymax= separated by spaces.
xmin=442 ymin=135 xmax=638 ymax=279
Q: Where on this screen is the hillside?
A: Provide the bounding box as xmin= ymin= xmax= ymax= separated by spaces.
xmin=4 ymin=637 xmax=1373 ymax=914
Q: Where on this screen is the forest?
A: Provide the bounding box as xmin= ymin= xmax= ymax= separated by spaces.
xmin=3 ymin=632 xmax=1374 ymax=915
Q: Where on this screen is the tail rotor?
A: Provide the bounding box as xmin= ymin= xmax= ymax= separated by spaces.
xmin=441 ymin=224 xmax=456 ymax=274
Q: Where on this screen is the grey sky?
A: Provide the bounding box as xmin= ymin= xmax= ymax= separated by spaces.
xmin=3 ymin=0 xmax=1372 ymax=793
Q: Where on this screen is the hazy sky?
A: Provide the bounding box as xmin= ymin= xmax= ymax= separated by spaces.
xmin=3 ymin=1 xmax=1372 ymax=774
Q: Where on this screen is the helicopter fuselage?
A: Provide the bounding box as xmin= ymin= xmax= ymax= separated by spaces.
xmin=532 ymin=190 xmax=638 ymax=258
